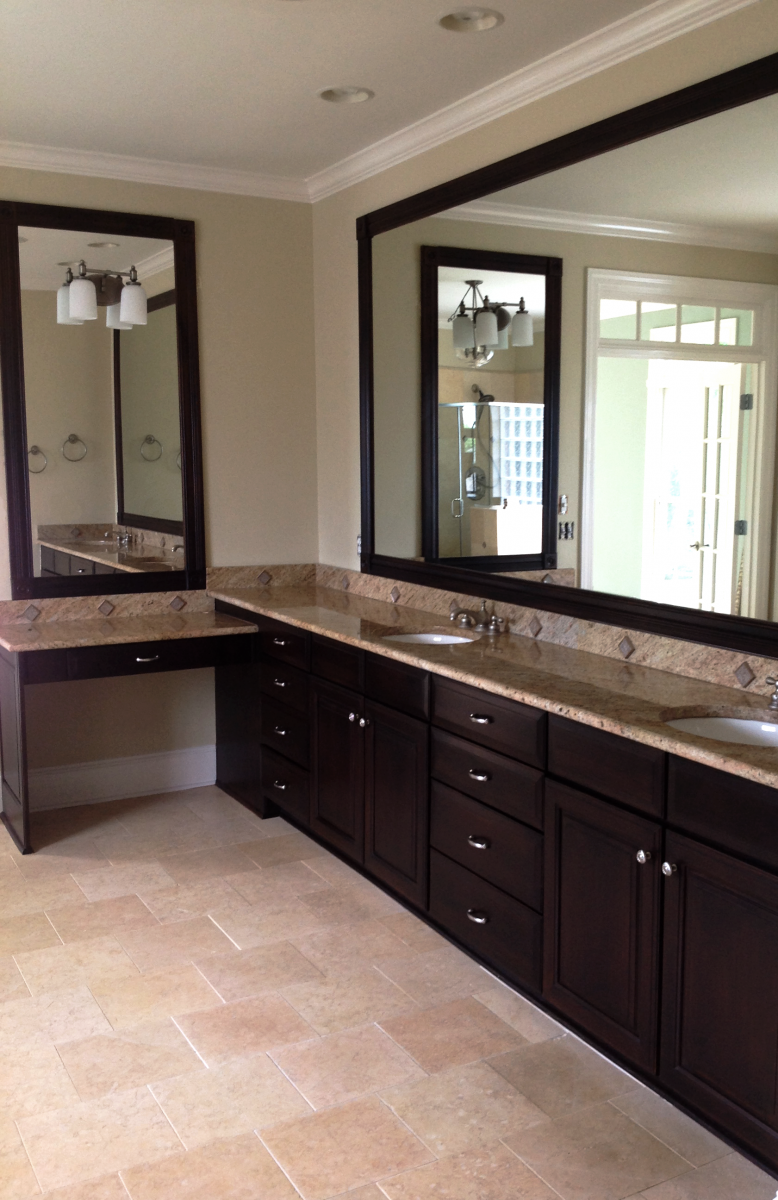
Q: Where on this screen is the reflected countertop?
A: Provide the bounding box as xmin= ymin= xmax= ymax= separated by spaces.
xmin=38 ymin=537 xmax=184 ymax=574
xmin=209 ymin=583 xmax=778 ymax=790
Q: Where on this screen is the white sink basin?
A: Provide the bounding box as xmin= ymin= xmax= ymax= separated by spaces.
xmin=382 ymin=632 xmax=475 ymax=645
xmin=666 ymin=716 xmax=778 ymax=747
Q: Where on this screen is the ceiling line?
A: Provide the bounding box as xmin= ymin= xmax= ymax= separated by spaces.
xmin=0 ymin=0 xmax=757 ymax=207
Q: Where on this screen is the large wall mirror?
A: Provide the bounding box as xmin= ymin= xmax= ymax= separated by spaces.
xmin=0 ymin=202 xmax=204 ymax=598
xmin=360 ymin=51 xmax=778 ymax=656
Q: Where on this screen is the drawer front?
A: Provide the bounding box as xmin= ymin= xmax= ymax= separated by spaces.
xmin=260 ymin=698 xmax=309 ymax=768
xmin=261 ymin=748 xmax=310 ymax=824
xmin=256 ymin=616 xmax=310 ymax=671
xmin=259 ymin=658 xmax=309 ymax=715
xmin=668 ymin=756 xmax=778 ymax=872
xmin=53 ymin=549 xmax=71 ymax=576
xmin=312 ymin=636 xmax=363 ymax=691
xmin=429 ymin=849 xmax=542 ymax=994
xmin=69 ymin=556 xmax=94 ymax=576
xmin=431 ymin=781 xmax=543 ymax=910
xmin=548 ymin=715 xmax=665 ymax=817
xmin=431 ymin=728 xmax=544 ymax=830
xmin=67 ymin=635 xmax=250 ymax=681
xmin=365 ymin=654 xmax=430 ymax=720
xmin=433 ymin=677 xmax=546 ymax=767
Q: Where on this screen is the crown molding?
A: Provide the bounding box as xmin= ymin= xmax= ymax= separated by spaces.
xmin=305 ymin=0 xmax=758 ymax=201
xmin=0 ymin=0 xmax=758 ymax=205
xmin=0 ymin=140 xmax=310 ymax=203
xmin=441 ymin=200 xmax=778 ymax=254
xmin=136 ymin=245 xmax=175 ymax=279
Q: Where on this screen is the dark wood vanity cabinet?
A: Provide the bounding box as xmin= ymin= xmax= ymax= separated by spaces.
xmin=310 ymin=678 xmax=366 ymax=863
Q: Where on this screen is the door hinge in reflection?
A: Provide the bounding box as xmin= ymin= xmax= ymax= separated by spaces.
xmin=734 ymin=520 xmax=748 ymax=535
xmin=356 ymin=535 xmax=362 ymax=556
xmin=740 ymin=394 xmax=754 ymax=410
xmin=558 ymin=521 xmax=575 ymax=540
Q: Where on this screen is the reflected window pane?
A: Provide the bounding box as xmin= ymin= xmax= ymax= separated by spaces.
xmin=719 ymin=308 xmax=754 ymax=346
xmin=641 ymin=303 xmax=677 ymax=342
xmin=680 ymin=305 xmax=716 ymax=344
xmin=600 ymin=299 xmax=637 ymax=339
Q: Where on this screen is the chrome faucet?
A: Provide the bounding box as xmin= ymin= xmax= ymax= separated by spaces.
xmin=450 ymin=600 xmax=507 ymax=636
xmin=117 ymin=532 xmax=130 ymax=550
xmin=766 ymin=677 xmax=778 ymax=710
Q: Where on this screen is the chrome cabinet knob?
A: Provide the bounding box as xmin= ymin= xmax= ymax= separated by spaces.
xmin=348 ymin=712 xmax=358 ymax=722
xmin=468 ymin=769 xmax=490 ymax=782
xmin=466 ymin=908 xmax=489 ymax=924
xmin=359 ymin=717 xmax=370 ymax=728
xmin=467 ymin=835 xmax=490 ymax=850
xmin=469 ymin=713 xmax=493 ymax=725
xmin=662 ymin=861 xmax=677 ymax=876
xmin=636 ymin=849 xmax=651 ymax=864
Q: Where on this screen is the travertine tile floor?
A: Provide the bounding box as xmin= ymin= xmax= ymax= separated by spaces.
xmin=0 ymin=786 xmax=775 ymax=1200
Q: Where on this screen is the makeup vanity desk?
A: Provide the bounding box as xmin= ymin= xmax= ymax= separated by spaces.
xmin=0 ymin=608 xmax=257 ymax=854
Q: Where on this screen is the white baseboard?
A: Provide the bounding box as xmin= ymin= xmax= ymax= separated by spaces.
xmin=28 ymin=744 xmax=216 ymax=811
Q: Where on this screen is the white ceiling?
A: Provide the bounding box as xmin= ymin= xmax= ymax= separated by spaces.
xmin=0 ymin=0 xmax=749 ymax=198
xmin=18 ymin=227 xmax=173 ymax=290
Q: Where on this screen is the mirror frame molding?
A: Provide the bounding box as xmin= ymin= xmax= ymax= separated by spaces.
xmin=421 ymin=244 xmax=561 ymax=571
xmin=358 ymin=49 xmax=778 ymax=657
xmin=0 ymin=200 xmax=205 ymax=598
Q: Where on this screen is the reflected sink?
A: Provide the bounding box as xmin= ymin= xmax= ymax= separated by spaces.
xmin=382 ymin=632 xmax=476 ymax=645
xmin=666 ymin=716 xmax=778 ymax=747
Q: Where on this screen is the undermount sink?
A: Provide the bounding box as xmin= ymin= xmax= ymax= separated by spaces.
xmin=382 ymin=631 xmax=477 ymax=645
xmin=666 ymin=716 xmax=778 ymax=747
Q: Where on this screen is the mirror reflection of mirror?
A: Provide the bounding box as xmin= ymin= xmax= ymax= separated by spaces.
xmin=19 ymin=227 xmax=184 ymax=579
xmin=369 ymin=91 xmax=778 ymax=615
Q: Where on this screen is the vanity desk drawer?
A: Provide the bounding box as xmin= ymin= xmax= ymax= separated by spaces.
xmin=260 ymin=698 xmax=309 ymax=768
xmin=432 ymin=677 xmax=546 ymax=768
xmin=261 ymin=748 xmax=310 ymax=824
xmin=430 ymin=849 xmax=542 ymax=993
xmin=67 ymin=635 xmax=250 ymax=681
xmin=548 ymin=715 xmax=665 ymax=817
xmin=431 ymin=728 xmax=544 ymax=829
xmin=431 ymin=781 xmax=543 ymax=909
xmin=259 ymin=658 xmax=309 ymax=714
xmin=256 ymin=617 xmax=310 ymax=672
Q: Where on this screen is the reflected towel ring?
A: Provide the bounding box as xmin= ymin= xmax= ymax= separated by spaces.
xmin=62 ymin=434 xmax=87 ymax=461
xmin=28 ymin=446 xmax=47 ymax=473
xmin=141 ymin=434 xmax=163 ymax=462
xmin=176 ymin=449 xmax=181 ymax=470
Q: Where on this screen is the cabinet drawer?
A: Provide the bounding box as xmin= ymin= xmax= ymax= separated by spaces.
xmin=429 ymin=849 xmax=542 ymax=994
xmin=69 ymin=556 xmax=94 ymax=576
xmin=548 ymin=715 xmax=665 ymax=817
xmin=67 ymin=635 xmax=250 ymax=681
xmin=432 ymin=677 xmax=546 ymax=768
xmin=261 ymin=748 xmax=310 ymax=824
xmin=259 ymin=658 xmax=309 ymax=715
xmin=431 ymin=728 xmax=543 ymax=829
xmin=261 ymin=698 xmax=309 ymax=768
xmin=53 ymin=549 xmax=71 ymax=576
xmin=312 ymin=636 xmax=363 ymax=691
xmin=256 ymin=616 xmax=310 ymax=671
xmin=365 ymin=654 xmax=430 ymax=720
xmin=431 ymin=781 xmax=542 ymax=910
xmin=668 ymin=756 xmax=778 ymax=872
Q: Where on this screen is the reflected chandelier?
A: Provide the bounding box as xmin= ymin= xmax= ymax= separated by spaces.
xmin=449 ymin=279 xmax=533 ymax=367
xmin=57 ymin=259 xmax=148 ymax=330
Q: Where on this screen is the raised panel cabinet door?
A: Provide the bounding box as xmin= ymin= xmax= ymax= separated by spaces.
xmin=310 ymin=678 xmax=365 ymax=863
xmin=544 ymin=781 xmax=662 ymax=1072
xmin=364 ymin=699 xmax=429 ymax=908
xmin=660 ymin=831 xmax=778 ymax=1169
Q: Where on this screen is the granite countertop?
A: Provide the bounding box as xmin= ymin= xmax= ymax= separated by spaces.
xmin=39 ymin=538 xmax=184 ymax=575
xmin=209 ymin=582 xmax=778 ymax=790
xmin=0 ymin=610 xmax=257 ymax=653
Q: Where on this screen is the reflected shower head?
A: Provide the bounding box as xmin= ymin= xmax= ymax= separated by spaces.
xmin=471 ymin=385 xmax=494 ymax=403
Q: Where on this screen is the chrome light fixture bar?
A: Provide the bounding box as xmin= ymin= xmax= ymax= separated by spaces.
xmin=449 ymin=279 xmax=534 ymax=366
xmin=57 ymin=259 xmax=148 ymax=328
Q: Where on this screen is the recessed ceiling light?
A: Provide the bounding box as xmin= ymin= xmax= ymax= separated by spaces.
xmin=319 ymin=86 xmax=374 ymax=104
xmin=87 ymin=241 xmax=120 ymax=248
xmin=56 ymin=260 xmax=79 ymax=267
xmin=439 ymin=8 xmax=504 ymax=32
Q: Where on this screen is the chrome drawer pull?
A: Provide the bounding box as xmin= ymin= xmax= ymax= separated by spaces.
xmin=468 ymin=769 xmax=490 ymax=782
xmin=273 ymin=637 xmax=290 ymax=646
xmin=273 ymin=780 xmax=287 ymax=791
xmin=467 ymin=835 xmax=490 ymax=850
xmin=273 ymin=678 xmax=287 ymax=688
xmin=466 ymin=908 xmax=489 ymax=925
xmin=135 ymin=655 xmax=160 ymax=663
xmin=469 ymin=713 xmax=493 ymax=725
xmin=273 ymin=726 xmax=288 ymax=736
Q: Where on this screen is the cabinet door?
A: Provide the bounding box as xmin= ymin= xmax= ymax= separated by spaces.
xmin=661 ymin=831 xmax=778 ymax=1169
xmin=311 ymin=679 xmax=365 ymax=863
xmin=364 ymin=699 xmax=428 ymax=908
xmin=544 ymin=781 xmax=662 ymax=1071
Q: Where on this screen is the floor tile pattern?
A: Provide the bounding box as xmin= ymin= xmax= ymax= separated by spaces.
xmin=0 ymin=786 xmax=774 ymax=1198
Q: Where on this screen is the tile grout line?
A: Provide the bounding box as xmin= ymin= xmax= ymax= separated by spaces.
xmin=498 ymin=1135 xmax=569 ymax=1199
xmin=604 ymin=1095 xmax=702 ymax=1173
xmin=144 ymin=1079 xmax=189 ymax=1152
xmin=254 ymin=1126 xmax=309 ymax=1199
xmin=12 ymin=1116 xmax=47 ymax=1197
xmin=170 ymin=1014 xmax=212 ymax=1068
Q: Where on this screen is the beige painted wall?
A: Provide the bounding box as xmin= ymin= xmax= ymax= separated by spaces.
xmin=313 ymin=0 xmax=778 ymax=572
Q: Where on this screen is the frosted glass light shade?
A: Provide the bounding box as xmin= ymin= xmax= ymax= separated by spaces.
xmin=511 ymin=309 xmax=533 ymax=347
xmin=475 ymin=308 xmax=498 ymax=347
xmin=497 ymin=325 xmax=509 ymax=350
xmin=57 ymin=284 xmax=83 ymax=325
xmin=452 ymin=312 xmax=474 ymax=349
xmin=119 ymin=282 xmax=147 ymax=326
xmin=68 ymin=276 xmax=97 ymax=320
xmin=106 ymin=303 xmax=132 ymax=330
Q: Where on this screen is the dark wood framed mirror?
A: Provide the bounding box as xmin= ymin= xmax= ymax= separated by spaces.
xmin=358 ymin=49 xmax=778 ymax=657
xmin=420 ymin=244 xmax=561 ymax=572
xmin=0 ymin=200 xmax=205 ymax=599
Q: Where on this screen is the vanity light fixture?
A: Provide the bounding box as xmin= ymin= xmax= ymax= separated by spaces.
xmin=449 ymin=279 xmax=534 ymax=366
xmin=319 ymin=86 xmax=374 ymax=104
xmin=56 ymin=260 xmax=147 ymax=328
xmin=439 ymin=8 xmax=504 ymax=32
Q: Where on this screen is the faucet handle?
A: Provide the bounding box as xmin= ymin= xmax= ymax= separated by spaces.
xmin=768 ymin=678 xmax=778 ymax=686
